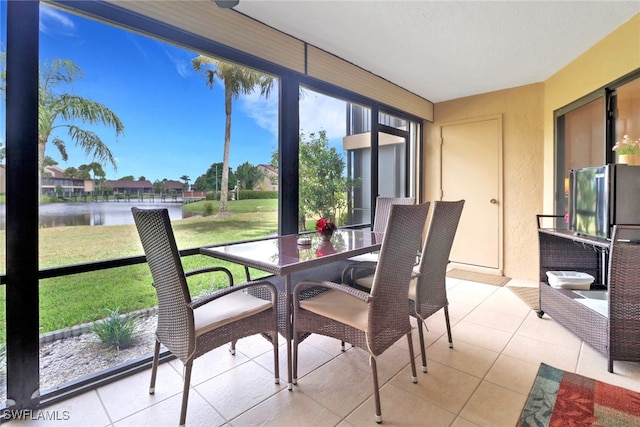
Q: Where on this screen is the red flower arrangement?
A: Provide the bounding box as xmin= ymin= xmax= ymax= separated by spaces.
xmin=315 ymin=217 xmax=337 ymax=235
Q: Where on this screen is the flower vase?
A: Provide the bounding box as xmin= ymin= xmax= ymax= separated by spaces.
xmin=618 ymin=153 xmax=640 ymax=166
xmin=320 ymin=232 xmax=333 ymax=242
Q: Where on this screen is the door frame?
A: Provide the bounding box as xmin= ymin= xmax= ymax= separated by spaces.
xmin=439 ymin=114 xmax=504 ymax=275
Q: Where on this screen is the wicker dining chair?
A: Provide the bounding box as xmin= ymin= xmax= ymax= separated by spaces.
xmin=409 ymin=200 xmax=464 ymax=373
xmin=131 ymin=208 xmax=279 ymax=427
xmin=292 ymin=203 xmax=430 ymax=423
xmin=341 ymin=196 xmax=416 ymax=287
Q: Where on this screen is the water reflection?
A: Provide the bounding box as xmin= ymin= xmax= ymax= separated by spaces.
xmin=0 ymin=201 xmax=197 ymax=230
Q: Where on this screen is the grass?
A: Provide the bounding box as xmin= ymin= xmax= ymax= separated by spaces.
xmin=0 ymin=199 xmax=279 ymax=342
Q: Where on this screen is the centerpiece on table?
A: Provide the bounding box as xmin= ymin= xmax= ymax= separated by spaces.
xmin=613 ymin=135 xmax=640 ymax=165
xmin=315 ymin=217 xmax=337 ymax=241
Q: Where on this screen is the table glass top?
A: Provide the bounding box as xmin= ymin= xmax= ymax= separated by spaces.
xmin=201 ymin=228 xmax=382 ymax=273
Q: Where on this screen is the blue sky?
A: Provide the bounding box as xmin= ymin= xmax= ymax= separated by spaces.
xmin=31 ymin=4 xmax=347 ymax=183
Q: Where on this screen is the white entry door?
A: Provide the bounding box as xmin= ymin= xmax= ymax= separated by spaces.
xmin=441 ymin=116 xmax=503 ymax=271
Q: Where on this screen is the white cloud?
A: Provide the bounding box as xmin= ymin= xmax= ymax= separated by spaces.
xmin=239 ymin=85 xmax=348 ymax=150
xmin=39 ymin=5 xmax=76 ymax=37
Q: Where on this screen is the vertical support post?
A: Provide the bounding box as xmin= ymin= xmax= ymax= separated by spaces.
xmin=279 ymin=73 xmax=300 ymax=235
xmin=5 ymin=0 xmax=41 ymax=410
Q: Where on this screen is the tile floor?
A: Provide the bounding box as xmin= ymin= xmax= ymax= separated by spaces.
xmin=6 ymin=277 xmax=640 ymax=426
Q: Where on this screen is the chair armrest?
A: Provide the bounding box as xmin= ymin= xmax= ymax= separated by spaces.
xmin=293 ymin=280 xmax=372 ymax=308
xmin=185 ymin=266 xmax=234 ymax=286
xmin=189 ymin=279 xmax=277 ymax=310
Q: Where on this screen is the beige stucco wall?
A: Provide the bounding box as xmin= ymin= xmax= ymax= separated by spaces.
xmin=423 ymin=13 xmax=639 ymax=282
xmin=543 ymin=13 xmax=640 ymax=214
xmin=424 ymin=84 xmax=544 ymax=281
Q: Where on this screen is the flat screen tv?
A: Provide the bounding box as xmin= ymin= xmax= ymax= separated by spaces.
xmin=569 ymin=164 xmax=640 ymax=240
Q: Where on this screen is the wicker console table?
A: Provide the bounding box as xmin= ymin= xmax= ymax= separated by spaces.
xmin=537 ymin=216 xmax=640 ymax=373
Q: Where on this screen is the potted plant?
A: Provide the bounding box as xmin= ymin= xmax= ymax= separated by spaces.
xmin=613 ymin=135 xmax=640 ymax=165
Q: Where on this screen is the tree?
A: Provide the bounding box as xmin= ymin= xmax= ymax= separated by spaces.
xmin=138 ymin=176 xmax=147 ymax=181
xmin=179 ymin=175 xmax=191 ymax=191
xmin=235 ymin=161 xmax=265 ymax=190
xmin=63 ymin=167 xmax=79 ymax=179
xmin=43 ymin=156 xmax=58 ymax=167
xmin=80 ymin=162 xmax=106 ymax=193
xmin=298 ymin=130 xmax=351 ymax=229
xmin=192 ymin=55 xmax=273 ymax=213
xmin=36 ymin=59 xmax=124 ymax=189
xmin=119 ymin=175 xmax=135 ymax=181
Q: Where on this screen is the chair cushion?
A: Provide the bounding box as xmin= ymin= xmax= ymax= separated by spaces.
xmin=354 ymin=274 xmax=374 ymax=289
xmin=299 ymin=289 xmax=369 ymax=332
xmin=346 ymin=252 xmax=379 ymax=263
xmin=193 ymin=291 xmax=272 ymax=337
xmin=408 ymin=277 xmax=418 ymax=303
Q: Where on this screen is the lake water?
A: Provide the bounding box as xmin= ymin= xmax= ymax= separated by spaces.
xmin=0 ymin=201 xmax=197 ymax=230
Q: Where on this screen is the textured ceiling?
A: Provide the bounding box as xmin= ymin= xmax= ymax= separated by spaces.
xmin=234 ymin=1 xmax=640 ymax=102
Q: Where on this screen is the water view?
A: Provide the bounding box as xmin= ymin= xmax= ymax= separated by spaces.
xmin=0 ymin=201 xmax=197 ymax=230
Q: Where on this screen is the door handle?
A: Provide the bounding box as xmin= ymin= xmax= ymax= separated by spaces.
xmin=490 ymin=199 xmax=498 ymax=204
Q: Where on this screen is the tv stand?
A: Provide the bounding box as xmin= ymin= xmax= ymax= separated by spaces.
xmin=537 ymin=215 xmax=640 ymax=372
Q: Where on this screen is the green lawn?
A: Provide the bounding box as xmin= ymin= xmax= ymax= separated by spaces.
xmin=0 ymin=199 xmax=279 ymax=342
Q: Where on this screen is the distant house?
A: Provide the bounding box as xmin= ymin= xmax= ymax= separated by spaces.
xmin=255 ymin=164 xmax=278 ymax=191
xmin=41 ymin=165 xmax=94 ymax=195
xmin=103 ymin=179 xmax=184 ymax=196
xmin=164 ymin=180 xmax=184 ymax=193
xmin=105 ymin=179 xmax=154 ymax=195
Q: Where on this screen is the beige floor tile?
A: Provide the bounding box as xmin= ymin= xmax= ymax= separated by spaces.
xmin=577 ymin=350 xmax=640 ymax=392
xmin=447 ymin=282 xmax=499 ymax=307
xmin=451 ymin=320 xmax=513 ymax=353
xmin=302 ymin=334 xmax=347 ymax=357
xmin=391 ymin=359 xmax=481 ymax=414
xmin=501 ymin=334 xmax=579 ymax=372
xmin=337 ymin=345 xmax=413 ymax=386
xmin=514 ymin=310 xmax=582 ymax=349
xmin=484 ymin=355 xmax=539 ymax=395
xmin=195 ymin=360 xmax=284 ymax=420
xmin=451 ymin=417 xmax=481 ymax=427
xmin=229 ymin=388 xmax=341 ymax=427
xmin=113 ymin=390 xmax=226 ymax=427
xmin=234 ymin=334 xmax=279 ymax=359
xmin=168 ymin=345 xmax=252 ymax=387
xmin=459 ymin=381 xmax=527 ymax=427
xmin=461 ymin=307 xmax=526 ymax=335
xmin=254 ymin=340 xmax=335 ymax=383
xmin=477 ymin=287 xmax=532 ymax=318
xmin=426 ymin=337 xmax=500 ymax=379
xmin=293 ymin=357 xmax=372 ymax=417
xmin=19 ymin=280 xmax=640 ymax=427
xmin=3 ymin=391 xmax=110 ymax=427
xmin=97 ymin=363 xmax=184 ymax=422
xmin=345 ymin=382 xmax=457 ymax=427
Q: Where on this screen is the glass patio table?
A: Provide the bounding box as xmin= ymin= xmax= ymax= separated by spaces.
xmin=200 ymin=228 xmax=383 ymax=389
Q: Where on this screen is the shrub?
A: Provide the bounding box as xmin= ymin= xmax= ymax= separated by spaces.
xmin=92 ymin=307 xmax=137 ymax=352
xmin=203 ymin=202 xmax=215 ymax=216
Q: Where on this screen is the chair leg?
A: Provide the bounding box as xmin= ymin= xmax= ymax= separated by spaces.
xmin=444 ymin=306 xmax=453 ymax=348
xmin=370 ymin=355 xmax=382 ymax=424
xmin=340 ymin=340 xmax=346 ymax=351
xmin=272 ymin=329 xmax=280 ymax=384
xmin=230 ymin=339 xmax=237 ymax=355
xmin=149 ymin=340 xmax=161 ymax=394
xmin=292 ymin=334 xmax=299 ymax=386
xmin=406 ymin=332 xmax=417 ymax=383
xmin=416 ymin=320 xmax=428 ymax=373
xmin=179 ymin=362 xmax=193 ymax=427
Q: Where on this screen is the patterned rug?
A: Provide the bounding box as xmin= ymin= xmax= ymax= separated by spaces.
xmin=517 ymin=363 xmax=640 ymax=426
xmin=446 ymin=269 xmax=511 ymax=286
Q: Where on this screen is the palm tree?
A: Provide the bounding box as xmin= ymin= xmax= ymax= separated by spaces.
xmin=192 ymin=55 xmax=273 ymax=213
xmin=179 ymin=174 xmax=191 ymax=191
xmin=37 ymin=59 xmax=124 ymax=190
